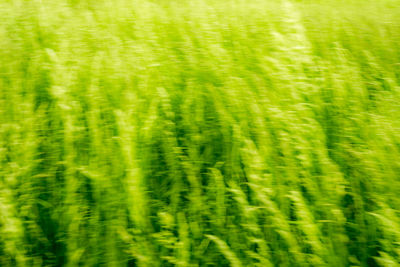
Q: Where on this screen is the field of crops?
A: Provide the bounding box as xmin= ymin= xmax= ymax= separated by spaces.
xmin=1 ymin=0 xmax=400 ymax=266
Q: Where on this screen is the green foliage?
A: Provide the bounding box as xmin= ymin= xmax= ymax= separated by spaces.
xmin=1 ymin=0 xmax=400 ymax=266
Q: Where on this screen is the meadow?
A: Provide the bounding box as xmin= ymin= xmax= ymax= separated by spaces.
xmin=1 ymin=0 xmax=400 ymax=266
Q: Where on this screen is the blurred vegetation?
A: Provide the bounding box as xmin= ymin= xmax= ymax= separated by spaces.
xmin=1 ymin=0 xmax=400 ymax=266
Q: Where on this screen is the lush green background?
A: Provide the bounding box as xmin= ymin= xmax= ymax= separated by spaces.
xmin=1 ymin=0 xmax=400 ymax=266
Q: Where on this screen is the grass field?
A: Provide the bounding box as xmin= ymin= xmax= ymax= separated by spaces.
xmin=1 ymin=0 xmax=400 ymax=266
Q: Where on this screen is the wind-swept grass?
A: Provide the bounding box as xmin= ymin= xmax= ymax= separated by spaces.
xmin=1 ymin=0 xmax=400 ymax=266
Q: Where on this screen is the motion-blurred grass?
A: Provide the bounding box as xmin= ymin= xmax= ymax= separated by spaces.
xmin=1 ymin=0 xmax=400 ymax=266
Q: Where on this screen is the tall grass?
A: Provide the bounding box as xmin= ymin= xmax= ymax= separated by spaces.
xmin=1 ymin=0 xmax=400 ymax=266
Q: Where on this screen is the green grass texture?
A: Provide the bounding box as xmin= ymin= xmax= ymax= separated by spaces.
xmin=1 ymin=0 xmax=400 ymax=266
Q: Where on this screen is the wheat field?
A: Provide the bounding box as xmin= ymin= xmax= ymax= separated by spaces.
xmin=1 ymin=0 xmax=400 ymax=266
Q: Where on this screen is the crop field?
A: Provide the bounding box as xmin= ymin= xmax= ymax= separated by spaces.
xmin=1 ymin=0 xmax=400 ymax=266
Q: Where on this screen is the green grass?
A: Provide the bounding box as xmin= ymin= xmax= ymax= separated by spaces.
xmin=1 ymin=0 xmax=400 ymax=266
